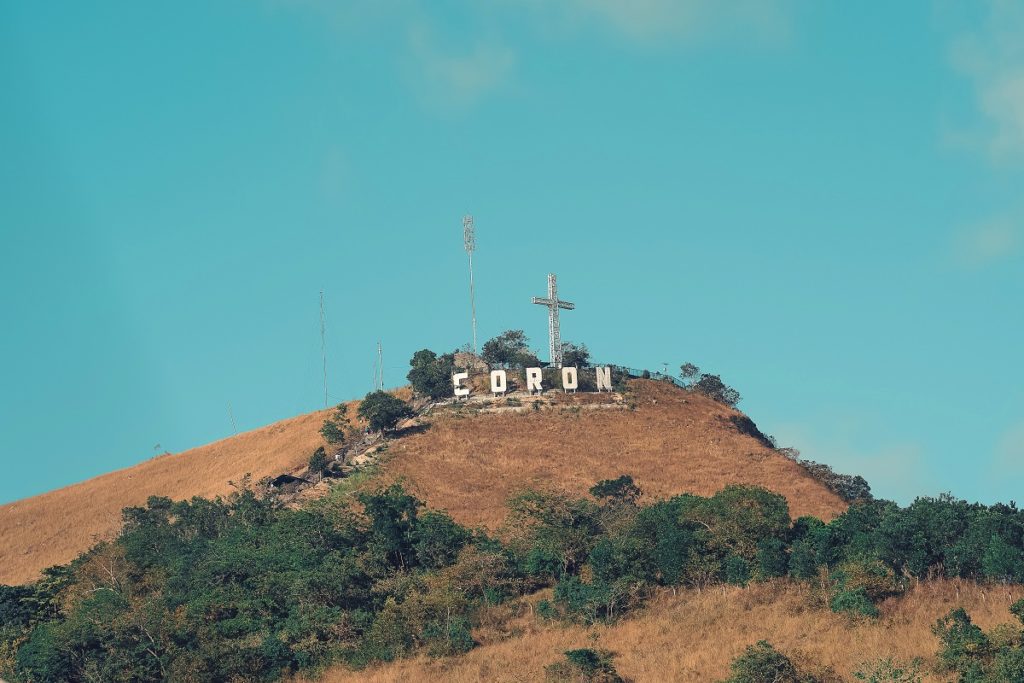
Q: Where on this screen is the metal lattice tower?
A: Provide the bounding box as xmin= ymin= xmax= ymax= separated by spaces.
xmin=531 ymin=273 xmax=574 ymax=367
xmin=463 ymin=215 xmax=478 ymax=354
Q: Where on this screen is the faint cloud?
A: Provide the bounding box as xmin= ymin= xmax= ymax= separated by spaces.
xmin=520 ymin=0 xmax=791 ymax=45
xmin=995 ymin=422 xmax=1024 ymax=469
xmin=406 ymin=26 xmax=516 ymax=111
xmin=772 ymin=421 xmax=930 ymax=504
xmin=951 ymin=0 xmax=1024 ymax=160
xmin=951 ymin=216 xmax=1021 ymax=267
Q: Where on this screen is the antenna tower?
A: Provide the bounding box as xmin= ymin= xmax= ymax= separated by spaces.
xmin=320 ymin=291 xmax=328 ymax=408
xmin=463 ymin=215 xmax=478 ymax=354
xmin=376 ymin=340 xmax=384 ymax=391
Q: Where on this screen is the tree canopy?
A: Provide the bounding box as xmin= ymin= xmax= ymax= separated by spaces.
xmin=481 ymin=330 xmax=539 ymax=369
xmin=358 ymin=391 xmax=414 ymax=433
xmin=406 ymin=349 xmax=456 ymax=400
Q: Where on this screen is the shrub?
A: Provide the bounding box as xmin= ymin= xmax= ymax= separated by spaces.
xmin=545 ymin=648 xmax=622 ymax=682
xmin=932 ymin=608 xmax=990 ymax=676
xmin=692 ymin=373 xmax=741 ymax=407
xmin=358 ymin=391 xmax=415 ymax=433
xmin=853 ymin=658 xmax=923 ymax=682
xmin=829 ymin=587 xmax=879 ymax=618
xmin=589 ymin=476 xmax=641 ymax=506
xmin=723 ymin=640 xmax=819 ymax=682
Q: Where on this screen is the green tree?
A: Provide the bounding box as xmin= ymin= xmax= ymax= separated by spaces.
xmin=407 ymin=349 xmax=456 ymax=400
xmin=481 ymin=330 xmax=539 ymax=369
xmin=358 ymin=391 xmax=414 ymax=433
xmin=320 ymin=404 xmax=350 ymax=445
xmin=308 ymin=447 xmax=329 ymax=481
xmin=680 ymin=362 xmax=700 ymax=383
xmin=692 ymin=373 xmax=741 ymax=407
xmin=723 ymin=640 xmax=818 ymax=683
xmin=560 ymin=341 xmax=591 ymax=368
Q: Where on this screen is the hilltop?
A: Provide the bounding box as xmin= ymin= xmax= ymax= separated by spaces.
xmin=0 ymin=379 xmax=842 ymax=585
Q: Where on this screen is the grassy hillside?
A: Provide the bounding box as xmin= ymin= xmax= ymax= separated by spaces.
xmin=0 ymin=380 xmax=843 ymax=586
xmin=313 ymin=580 xmax=1024 ymax=682
xmin=378 ymin=380 xmax=847 ymax=528
xmin=5 ymin=378 xmax=1024 ymax=682
xmin=0 ymin=407 xmax=336 ymax=585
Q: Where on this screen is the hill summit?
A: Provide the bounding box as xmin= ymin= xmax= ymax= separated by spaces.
xmin=0 ymin=378 xmax=843 ymax=586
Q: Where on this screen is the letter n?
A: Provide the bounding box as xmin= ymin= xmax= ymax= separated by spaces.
xmin=595 ymin=366 xmax=612 ymax=392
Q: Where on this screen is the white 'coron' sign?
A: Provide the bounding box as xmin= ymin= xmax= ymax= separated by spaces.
xmin=453 ymin=367 xmax=613 ymax=397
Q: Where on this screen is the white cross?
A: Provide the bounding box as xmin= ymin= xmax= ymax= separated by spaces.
xmin=531 ymin=273 xmax=575 ymax=367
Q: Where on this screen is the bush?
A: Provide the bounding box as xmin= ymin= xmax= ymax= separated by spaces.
xmin=358 ymin=391 xmax=415 ymax=433
xmin=589 ymin=476 xmax=641 ymax=506
xmin=853 ymin=658 xmax=923 ymax=682
xmin=932 ymin=608 xmax=990 ymax=676
xmin=407 ymin=349 xmax=456 ymax=400
xmin=692 ymin=373 xmax=741 ymax=407
xmin=829 ymin=587 xmax=879 ymax=618
xmin=481 ymin=330 xmax=539 ymax=369
xmin=545 ymin=648 xmax=622 ymax=682
xmin=723 ymin=640 xmax=819 ymax=682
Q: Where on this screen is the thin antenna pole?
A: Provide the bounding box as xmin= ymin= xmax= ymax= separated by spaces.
xmin=463 ymin=215 xmax=477 ymax=354
xmin=320 ymin=291 xmax=328 ymax=408
xmin=377 ymin=340 xmax=384 ymax=391
xmin=227 ymin=402 xmax=237 ymax=435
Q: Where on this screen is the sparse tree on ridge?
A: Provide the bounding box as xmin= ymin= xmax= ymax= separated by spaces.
xmin=358 ymin=390 xmax=415 ymax=433
xmin=481 ymin=330 xmax=539 ymax=368
xmin=680 ymin=363 xmax=700 ymax=383
xmin=320 ymin=404 xmax=350 ymax=445
xmin=308 ymin=447 xmax=329 ymax=482
xmin=678 ymin=362 xmax=741 ymax=407
xmin=692 ymin=374 xmax=741 ymax=407
xmin=560 ymin=341 xmax=591 ymax=368
xmin=407 ymin=348 xmax=456 ymax=400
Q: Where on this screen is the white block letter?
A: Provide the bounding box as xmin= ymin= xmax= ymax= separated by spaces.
xmin=595 ymin=366 xmax=612 ymax=392
xmin=561 ymin=367 xmax=578 ymax=392
xmin=490 ymin=370 xmax=507 ymax=395
xmin=526 ymin=367 xmax=543 ymax=393
xmin=453 ymin=371 xmax=469 ymax=398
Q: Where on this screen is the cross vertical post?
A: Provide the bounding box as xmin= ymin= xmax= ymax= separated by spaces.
xmin=531 ymin=273 xmax=575 ymax=367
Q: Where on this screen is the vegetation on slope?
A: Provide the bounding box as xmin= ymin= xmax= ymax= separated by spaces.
xmin=5 ymin=472 xmax=1024 ymax=682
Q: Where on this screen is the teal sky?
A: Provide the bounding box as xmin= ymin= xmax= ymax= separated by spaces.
xmin=1 ymin=1 xmax=1022 ymax=507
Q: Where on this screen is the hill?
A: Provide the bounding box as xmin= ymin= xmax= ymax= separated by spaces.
xmin=5 ymin=377 xmax=1024 ymax=682
xmin=0 ymin=407 xmax=336 ymax=585
xmin=375 ymin=379 xmax=847 ymax=528
xmin=0 ymin=380 xmax=843 ymax=586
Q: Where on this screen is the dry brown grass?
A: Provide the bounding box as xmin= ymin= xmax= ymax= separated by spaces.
xmin=378 ymin=380 xmax=847 ymax=530
xmin=314 ymin=579 xmax=1024 ymax=682
xmin=0 ymin=380 xmax=842 ymax=587
xmin=0 ymin=405 xmax=350 ymax=585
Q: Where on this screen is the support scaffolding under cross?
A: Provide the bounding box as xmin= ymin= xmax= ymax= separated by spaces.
xmin=531 ymin=273 xmax=574 ymax=368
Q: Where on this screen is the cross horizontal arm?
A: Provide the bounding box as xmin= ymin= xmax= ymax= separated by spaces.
xmin=558 ymin=302 xmax=575 ymax=310
xmin=532 ymin=297 xmax=554 ymax=305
